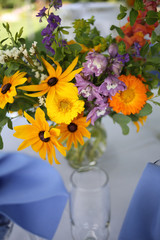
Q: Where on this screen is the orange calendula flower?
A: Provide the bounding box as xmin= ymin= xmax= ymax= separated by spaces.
xmin=57 ymin=113 xmax=91 ymax=150
xmin=13 ymin=107 xmax=66 ymax=165
xmin=0 ymin=71 xmax=27 ymax=109
xmin=109 ymin=74 xmax=147 ymax=115
xmin=19 ymin=56 xmax=82 ymax=103
xmin=133 ymin=116 xmax=147 ymax=132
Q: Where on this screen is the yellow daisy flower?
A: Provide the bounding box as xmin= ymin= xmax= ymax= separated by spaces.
xmin=57 ymin=113 xmax=91 ymax=150
xmin=18 ymin=56 xmax=82 ymax=103
xmin=0 ymin=71 xmax=27 ymax=109
xmin=109 ymin=74 xmax=147 ymax=115
xmin=13 ymin=107 xmax=66 ymax=165
xmin=46 ymin=94 xmax=85 ymax=124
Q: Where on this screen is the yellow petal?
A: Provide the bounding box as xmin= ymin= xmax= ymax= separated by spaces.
xmin=24 ymin=111 xmax=36 ymax=125
xmin=46 ymin=142 xmax=53 ymax=164
xmin=25 ymin=88 xmax=48 ymax=97
xmin=13 ymin=125 xmax=38 ymax=139
xmin=60 ymin=68 xmax=83 ymax=82
xmin=35 ymin=107 xmax=49 ymax=131
xmin=31 ymin=140 xmax=43 ymax=152
xmin=48 ymin=56 xmax=62 ymax=77
xmin=17 ymin=137 xmax=38 ymax=151
xmin=12 ymin=77 xmax=27 ymax=87
xmin=39 ymin=142 xmax=47 ymax=160
xmin=19 ymin=84 xmax=48 ymax=91
xmin=60 ymin=57 xmax=79 ymax=79
xmin=67 ymin=134 xmax=73 ymax=150
xmin=41 ymin=57 xmax=56 ymax=76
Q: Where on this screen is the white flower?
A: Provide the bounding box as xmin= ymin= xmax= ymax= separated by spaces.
xmin=38 ymin=66 xmax=44 ymax=72
xmin=40 ymin=74 xmax=48 ymax=81
xmin=35 ymin=71 xmax=40 ymax=78
xmin=29 ymin=47 xmax=35 ymax=55
xmin=32 ymin=41 xmax=37 ymax=47
xmin=22 ymin=49 xmax=28 ymax=57
xmin=4 ymin=50 xmax=12 ymax=57
xmin=38 ymin=96 xmax=46 ymax=107
xmin=0 ymin=55 xmax=5 ymax=64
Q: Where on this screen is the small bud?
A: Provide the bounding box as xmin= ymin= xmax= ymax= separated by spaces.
xmin=108 ymin=43 xmax=118 ymax=58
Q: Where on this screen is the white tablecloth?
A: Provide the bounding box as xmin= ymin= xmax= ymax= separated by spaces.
xmin=2 ymin=97 xmax=160 ymax=240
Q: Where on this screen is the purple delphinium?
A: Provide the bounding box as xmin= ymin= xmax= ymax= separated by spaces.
xmin=41 ymin=13 xmax=61 ymax=54
xmin=87 ymin=101 xmax=111 ymax=125
xmin=82 ymin=51 xmax=107 ymax=77
xmin=117 ymin=53 xmax=130 ymax=64
xmin=36 ymin=7 xmax=48 ymax=22
xmin=99 ymin=75 xmax=126 ymax=98
xmin=75 ymin=74 xmax=102 ymax=101
xmin=49 ymin=0 xmax=62 ymax=10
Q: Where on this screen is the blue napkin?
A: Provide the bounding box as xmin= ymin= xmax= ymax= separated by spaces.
xmin=0 ymin=152 xmax=69 ymax=240
xmin=118 ymin=162 xmax=160 ymax=240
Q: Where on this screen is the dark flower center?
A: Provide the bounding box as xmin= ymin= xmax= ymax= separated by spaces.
xmin=39 ymin=131 xmax=50 ymax=142
xmin=67 ymin=123 xmax=78 ymax=132
xmin=47 ymin=77 xmax=58 ymax=86
xmin=1 ymin=83 xmax=12 ymax=94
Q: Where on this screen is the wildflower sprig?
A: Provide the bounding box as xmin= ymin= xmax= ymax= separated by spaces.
xmin=0 ymin=0 xmax=160 ymax=164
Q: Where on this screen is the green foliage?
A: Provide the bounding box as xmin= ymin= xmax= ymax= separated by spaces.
xmin=112 ymin=114 xmax=131 ymax=135
xmin=110 ymin=25 xmax=124 ymax=38
xmin=129 ymin=8 xmax=138 ymax=26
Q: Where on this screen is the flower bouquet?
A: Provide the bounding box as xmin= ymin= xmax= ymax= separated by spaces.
xmin=0 ymin=0 xmax=160 ymax=168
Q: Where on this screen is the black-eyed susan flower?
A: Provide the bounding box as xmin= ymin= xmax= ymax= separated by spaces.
xmin=57 ymin=113 xmax=91 ymax=150
xmin=46 ymin=94 xmax=85 ymax=124
xmin=109 ymin=74 xmax=147 ymax=115
xmin=13 ymin=107 xmax=66 ymax=164
xmin=18 ymin=56 xmax=82 ymax=104
xmin=0 ymin=71 xmax=27 ymax=109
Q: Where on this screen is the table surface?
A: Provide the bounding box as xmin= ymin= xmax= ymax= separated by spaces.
xmin=2 ymin=95 xmax=160 ymax=240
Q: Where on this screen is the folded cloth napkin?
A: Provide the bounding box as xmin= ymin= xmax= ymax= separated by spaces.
xmin=0 ymin=152 xmax=69 ymax=240
xmin=118 ymin=162 xmax=160 ymax=240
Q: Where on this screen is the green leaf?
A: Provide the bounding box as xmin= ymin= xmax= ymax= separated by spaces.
xmin=130 ymin=8 xmax=138 ymax=26
xmin=151 ymin=100 xmax=160 ymax=107
xmin=7 ymin=118 xmax=13 ymax=130
xmin=68 ymin=43 xmax=82 ymax=55
xmin=113 ymin=113 xmax=131 ymax=135
xmin=146 ymin=11 xmax=158 ymax=25
xmin=140 ymin=42 xmax=149 ymax=57
xmin=151 ymin=31 xmax=157 ymax=44
xmin=110 ymin=25 xmax=124 ymax=38
xmin=138 ymin=103 xmax=152 ymax=117
xmin=120 ymin=4 xmax=128 ymax=12
xmin=0 ymin=135 xmax=3 ymax=150
xmin=54 ymin=47 xmax=65 ymax=62
xmin=118 ymin=41 xmax=126 ymax=54
xmin=18 ymin=27 xmax=24 ymax=38
xmin=134 ymin=0 xmax=144 ymax=10
xmin=117 ymin=12 xmax=127 ymax=20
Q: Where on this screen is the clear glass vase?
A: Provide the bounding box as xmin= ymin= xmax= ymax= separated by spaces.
xmin=0 ymin=214 xmax=13 ymax=240
xmin=66 ymin=120 xmax=107 ymax=169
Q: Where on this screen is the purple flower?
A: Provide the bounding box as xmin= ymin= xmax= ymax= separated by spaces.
xmin=47 ymin=13 xmax=61 ymax=30
xmin=110 ymin=59 xmax=123 ymax=76
xmin=49 ymin=0 xmax=62 ymax=10
xmin=36 ymin=7 xmax=48 ymax=22
xmin=75 ymin=74 xmax=102 ymax=101
xmin=134 ymin=42 xmax=141 ymax=57
xmin=82 ymin=51 xmax=107 ymax=77
xmin=117 ymin=53 xmax=130 ymax=64
xmin=99 ymin=75 xmax=126 ymax=98
xmin=108 ymin=43 xmax=118 ymax=58
xmin=87 ymin=102 xmax=111 ymax=125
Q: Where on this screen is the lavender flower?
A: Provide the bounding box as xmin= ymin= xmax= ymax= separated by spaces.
xmin=110 ymin=59 xmax=123 ymax=76
xmin=36 ymin=7 xmax=48 ymax=22
xmin=82 ymin=51 xmax=107 ymax=77
xmin=87 ymin=102 xmax=111 ymax=125
xmin=99 ymin=75 xmax=126 ymax=98
xmin=117 ymin=53 xmax=130 ymax=64
xmin=108 ymin=43 xmax=118 ymax=58
xmin=75 ymin=74 xmax=102 ymax=101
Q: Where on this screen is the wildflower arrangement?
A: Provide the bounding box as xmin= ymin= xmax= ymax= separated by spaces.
xmin=1 ymin=0 xmax=160 ymax=166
